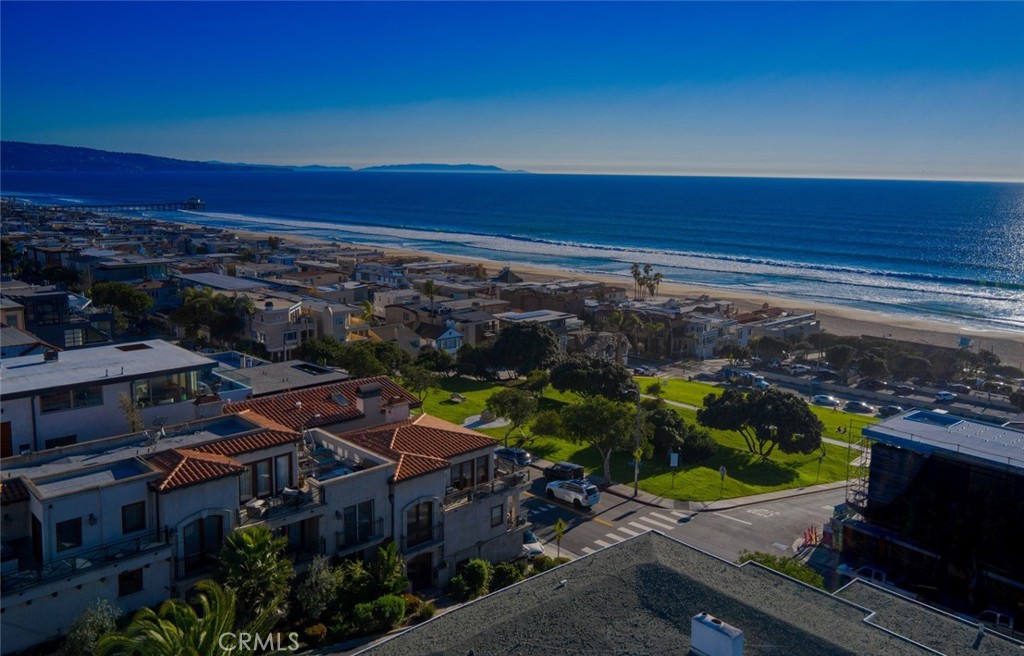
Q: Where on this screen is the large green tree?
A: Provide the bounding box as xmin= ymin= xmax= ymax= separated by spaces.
xmin=560 ymin=395 xmax=645 ymax=485
xmin=415 ymin=347 xmax=456 ymax=376
xmin=749 ymin=336 xmax=789 ymax=359
xmin=549 ymin=355 xmax=636 ymax=401
xmin=401 ymin=364 xmax=440 ymax=401
xmin=485 ymin=387 xmax=539 ymax=446
xmin=697 ymin=388 xmax=824 ymax=460
xmin=491 ymin=323 xmax=559 ymax=377
xmin=216 ymin=525 xmax=294 ymax=624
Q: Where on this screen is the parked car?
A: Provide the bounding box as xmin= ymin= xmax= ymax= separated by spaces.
xmin=789 ymin=364 xmax=812 ymax=375
xmin=857 ymin=378 xmax=887 ymax=391
xmin=495 ymin=447 xmax=533 ymax=467
xmin=877 ymin=405 xmax=904 ymax=418
xmin=544 ymin=461 xmax=586 ymax=481
xmin=812 ymin=394 xmax=840 ymax=407
xmin=893 ymin=384 xmax=916 ymax=396
xmin=845 ymin=401 xmax=875 ymax=414
xmin=545 ymin=479 xmax=601 ymax=509
xmin=813 ymin=369 xmax=839 ymax=381
xmin=521 ymin=530 xmax=545 ymax=560
xmin=948 ymin=383 xmax=972 ymax=394
xmin=935 ymin=391 xmax=958 ymax=403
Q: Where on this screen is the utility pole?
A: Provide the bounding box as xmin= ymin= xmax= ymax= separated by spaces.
xmin=633 ymin=388 xmax=643 ymax=497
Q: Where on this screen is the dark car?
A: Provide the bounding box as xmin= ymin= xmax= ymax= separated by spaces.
xmin=857 ymin=378 xmax=887 ymax=391
xmin=495 ymin=447 xmax=533 ymax=467
xmin=948 ymin=383 xmax=972 ymax=394
xmin=543 ymin=461 xmax=586 ymax=481
xmin=893 ymin=384 xmax=916 ymax=396
xmin=878 ymin=405 xmax=904 ymax=418
xmin=845 ymin=401 xmax=876 ymax=414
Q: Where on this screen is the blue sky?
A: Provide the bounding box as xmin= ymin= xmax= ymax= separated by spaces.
xmin=2 ymin=2 xmax=1023 ymax=180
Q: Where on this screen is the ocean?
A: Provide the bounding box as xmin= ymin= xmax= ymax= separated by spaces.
xmin=3 ymin=171 xmax=1023 ymax=332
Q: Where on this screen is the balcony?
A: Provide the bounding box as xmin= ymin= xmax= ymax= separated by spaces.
xmin=239 ymin=486 xmax=325 ymax=526
xmin=401 ymin=524 xmax=444 ymax=553
xmin=1 ymin=528 xmax=174 ymax=595
xmin=335 ymin=517 xmax=386 ymax=556
xmin=443 ymin=469 xmax=531 ymax=509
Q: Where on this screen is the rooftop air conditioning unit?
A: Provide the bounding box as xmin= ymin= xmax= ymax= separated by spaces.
xmin=691 ymin=612 xmax=743 ymax=656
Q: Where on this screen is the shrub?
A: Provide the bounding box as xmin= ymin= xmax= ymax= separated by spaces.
xmin=402 ymin=593 xmax=423 ymax=617
xmin=303 ymin=624 xmax=328 ymax=645
xmin=351 ymin=595 xmax=407 ymax=635
xmin=531 ymin=556 xmax=569 ymax=574
xmin=460 ymin=559 xmax=492 ymax=599
xmin=736 ymin=550 xmax=825 ymax=589
xmin=490 ymin=561 xmax=524 ymax=591
xmin=416 ymin=601 xmax=437 ymax=623
xmin=448 ymin=574 xmax=471 ymax=601
xmin=296 ymin=555 xmax=342 ymax=624
xmin=61 ymin=599 xmax=122 ymax=656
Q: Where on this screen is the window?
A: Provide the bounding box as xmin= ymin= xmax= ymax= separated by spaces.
xmin=491 ymin=504 xmax=504 ymax=528
xmin=64 ymin=329 xmax=84 ymax=347
xmin=275 ymin=454 xmax=290 ymax=493
xmin=118 ymin=568 xmax=144 ymax=596
xmin=238 ymin=468 xmax=253 ymax=503
xmin=342 ymin=500 xmax=375 ymax=548
xmin=183 ymin=515 xmax=223 ymax=574
xmin=72 ymin=386 xmax=103 ymax=409
xmin=39 ymin=391 xmax=72 ymax=414
xmin=450 ymin=461 xmax=473 ymax=490
xmin=122 ymin=501 xmax=145 ymax=534
xmin=475 ymin=456 xmax=490 ymax=485
xmin=254 ymin=460 xmax=272 ymax=498
xmin=55 ymin=518 xmax=82 ymax=552
xmin=132 ymin=372 xmax=199 ymax=407
xmin=406 ymin=501 xmax=433 ymax=547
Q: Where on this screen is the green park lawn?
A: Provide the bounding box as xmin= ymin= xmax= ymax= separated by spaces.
xmin=417 ymin=375 xmax=870 ymax=502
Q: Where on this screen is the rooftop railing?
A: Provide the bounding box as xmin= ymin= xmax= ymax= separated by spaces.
xmin=443 ymin=469 xmax=530 ymax=508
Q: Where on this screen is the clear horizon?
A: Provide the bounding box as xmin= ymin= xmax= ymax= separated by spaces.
xmin=2 ymin=2 xmax=1023 ymax=182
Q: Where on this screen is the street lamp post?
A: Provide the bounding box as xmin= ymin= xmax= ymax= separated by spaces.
xmin=633 ymin=388 xmax=642 ymax=497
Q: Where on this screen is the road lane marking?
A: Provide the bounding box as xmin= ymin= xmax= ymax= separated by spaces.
xmin=605 ymin=533 xmax=625 ymax=542
xmin=581 ymin=547 xmax=595 ymax=554
xmin=821 ymin=505 xmax=835 ymax=510
xmin=772 ymin=542 xmax=789 ymax=551
xmin=670 ymin=511 xmax=688 ymax=517
xmin=717 ymin=514 xmax=753 ymax=525
xmin=650 ymin=512 xmax=680 ymax=524
xmin=542 ymin=504 xmax=556 ymax=510
xmin=594 ymin=539 xmax=611 ymax=548
xmin=635 ymin=515 xmax=676 ymax=530
xmin=617 ymin=527 xmax=640 ymax=537
xmin=593 ymin=517 xmax=615 ymax=527
xmin=628 ymin=522 xmax=654 ymax=533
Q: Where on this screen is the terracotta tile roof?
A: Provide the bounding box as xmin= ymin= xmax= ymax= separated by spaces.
xmin=338 ymin=414 xmax=497 ymax=482
xmin=146 ymin=448 xmax=245 ymax=492
xmin=193 ymin=430 xmax=300 ymax=457
xmin=0 ymin=478 xmax=29 ymax=505
xmin=224 ymin=376 xmax=420 ymax=431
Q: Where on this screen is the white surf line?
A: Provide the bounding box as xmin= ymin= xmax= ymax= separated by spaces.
xmin=628 ymin=522 xmax=654 ymax=533
xmin=605 ymin=533 xmax=626 ymax=542
xmin=717 ymin=514 xmax=753 ymax=525
xmin=593 ymin=539 xmax=612 ymax=548
xmin=635 ymin=515 xmax=676 ymax=530
xmin=649 ymin=512 xmax=680 ymax=524
xmin=581 ymin=547 xmax=595 ymax=554
xmin=617 ymin=527 xmax=641 ymax=537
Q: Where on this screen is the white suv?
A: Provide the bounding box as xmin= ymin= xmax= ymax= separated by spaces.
xmin=545 ymin=480 xmax=601 ymax=509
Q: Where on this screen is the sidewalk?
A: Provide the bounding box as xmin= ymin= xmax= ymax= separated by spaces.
xmin=529 ymin=457 xmax=850 ymax=513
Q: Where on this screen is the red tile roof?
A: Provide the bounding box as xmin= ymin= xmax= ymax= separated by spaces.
xmin=146 ymin=448 xmax=245 ymax=492
xmin=193 ymin=430 xmax=300 ymax=457
xmin=338 ymin=414 xmax=497 ymax=482
xmin=0 ymin=478 xmax=29 ymax=505
xmin=224 ymin=376 xmax=420 ymax=432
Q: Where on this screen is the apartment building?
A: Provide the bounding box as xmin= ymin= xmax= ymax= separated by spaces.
xmin=245 ymin=295 xmax=317 ymax=362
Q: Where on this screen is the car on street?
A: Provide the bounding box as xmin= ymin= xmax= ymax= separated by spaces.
xmin=948 ymin=383 xmax=972 ymax=394
xmin=935 ymin=391 xmax=959 ymax=403
xmin=521 ymin=530 xmax=545 ymax=560
xmin=545 ymin=480 xmax=601 ymax=509
xmin=812 ymin=394 xmax=840 ymax=407
xmin=495 ymin=447 xmax=533 ymax=467
xmin=543 ymin=461 xmax=586 ymax=481
xmin=877 ymin=405 xmax=905 ymax=418
xmin=845 ymin=401 xmax=875 ymax=414
xmin=893 ymin=384 xmax=916 ymax=396
xmin=789 ymin=364 xmax=812 ymax=375
xmin=857 ymin=378 xmax=887 ymax=391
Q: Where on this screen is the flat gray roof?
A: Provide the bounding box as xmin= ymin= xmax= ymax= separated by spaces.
xmin=864 ymin=410 xmax=1024 ymax=472
xmin=0 ymin=340 xmax=217 ymax=398
xmin=176 ymin=272 xmax=268 ymax=291
xmin=358 ymin=532 xmax=1022 ymax=656
xmin=216 ymin=360 xmax=350 ymax=397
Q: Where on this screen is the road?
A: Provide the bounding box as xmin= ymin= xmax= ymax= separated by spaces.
xmin=521 ymin=477 xmax=846 ymax=563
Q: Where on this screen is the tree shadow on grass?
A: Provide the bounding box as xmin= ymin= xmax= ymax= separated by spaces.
xmin=710 ymin=448 xmax=799 ymax=487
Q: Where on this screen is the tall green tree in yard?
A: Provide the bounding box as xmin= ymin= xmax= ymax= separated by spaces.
xmin=491 ymin=323 xmax=559 ymax=377
xmin=216 ymin=525 xmax=294 ymax=624
xmin=550 ymin=355 xmax=636 ymax=401
xmin=485 ymin=387 xmax=539 ymax=447
xmin=560 ymin=395 xmax=643 ymax=485
xmin=91 ymin=281 xmax=153 ymax=331
xmin=553 ymin=518 xmax=567 ymax=558
xmin=360 ymin=300 xmax=378 ymax=326
xmin=697 ymin=388 xmax=823 ymax=460
xmin=401 ymin=364 xmax=440 ymax=401
xmin=749 ymin=335 xmax=788 ymax=360
xmin=365 ymin=542 xmax=408 ymax=599
xmin=524 ymin=369 xmax=551 ymax=399
xmin=422 ymin=279 xmax=439 ymax=317
xmin=416 ymin=346 xmax=456 ymax=376
xmin=172 ymin=287 xmax=217 ymax=339
xmin=96 ymin=580 xmax=280 ymax=656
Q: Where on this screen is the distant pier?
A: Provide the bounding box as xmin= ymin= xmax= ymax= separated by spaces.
xmin=6 ymin=196 xmax=206 ymax=213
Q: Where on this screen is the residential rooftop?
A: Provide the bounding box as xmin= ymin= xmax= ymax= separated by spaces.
xmin=175 ymin=272 xmax=269 ymax=291
xmin=864 ymin=410 xmax=1024 ymax=473
xmin=357 ymin=532 xmax=1024 ymax=656
xmin=216 ymin=359 xmax=351 ymax=397
xmin=0 ymin=340 xmax=217 ymax=398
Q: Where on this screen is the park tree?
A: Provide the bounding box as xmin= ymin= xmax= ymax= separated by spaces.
xmin=216 ymin=525 xmax=294 ymax=624
xmin=455 ymin=343 xmax=496 ymax=379
xmin=560 ymin=395 xmax=644 ymax=484
xmin=336 ymin=343 xmax=388 ymax=378
xmin=749 ymin=335 xmax=788 ymax=359
xmin=523 ymin=369 xmax=551 ymax=399
xmin=855 ymin=354 xmax=889 ymax=379
xmin=717 ymin=343 xmax=752 ymax=362
xmin=549 ymin=355 xmax=636 ymax=401
xmin=401 ymin=364 xmax=440 ymax=401
xmin=368 ymin=340 xmax=412 ymax=373
xmin=530 ymin=409 xmax=564 ymax=438
xmin=697 ymin=388 xmax=824 ymax=460
xmin=644 ymin=404 xmax=717 ymax=461
xmin=486 ymin=387 xmax=539 ymax=447
xmin=491 ymin=323 xmax=559 ymax=377
xmin=825 ymin=344 xmax=854 ymax=377
xmin=416 ymin=346 xmax=456 ymax=376
xmin=298 ymin=335 xmax=346 ymax=365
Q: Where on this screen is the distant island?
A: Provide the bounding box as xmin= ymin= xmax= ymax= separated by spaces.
xmin=0 ymin=141 xmax=523 ymax=174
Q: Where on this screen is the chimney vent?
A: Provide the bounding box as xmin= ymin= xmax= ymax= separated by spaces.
xmin=691 ymin=612 xmax=743 ymax=656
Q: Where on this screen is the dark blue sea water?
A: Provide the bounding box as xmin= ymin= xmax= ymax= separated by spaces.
xmin=3 ymin=171 xmax=1024 ymax=332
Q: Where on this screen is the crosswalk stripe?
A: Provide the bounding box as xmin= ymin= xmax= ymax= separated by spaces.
xmin=542 ymin=504 xmax=555 ymax=510
xmin=605 ymin=533 xmax=625 ymax=542
xmin=669 ymin=511 xmax=688 ymax=517
xmin=617 ymin=527 xmax=640 ymax=537
xmin=635 ymin=515 xmax=676 ymax=530
xmin=628 ymin=521 xmax=653 ymax=533
xmin=593 ymin=539 xmax=611 ymax=548
xmin=581 ymin=547 xmax=595 ymax=554
xmin=649 ymin=512 xmax=678 ymax=524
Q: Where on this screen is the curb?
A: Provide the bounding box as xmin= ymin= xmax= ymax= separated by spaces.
xmin=690 ymin=481 xmax=849 ymax=513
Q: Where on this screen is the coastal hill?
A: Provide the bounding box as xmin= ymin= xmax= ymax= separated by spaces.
xmin=0 ymin=141 xmax=520 ymax=174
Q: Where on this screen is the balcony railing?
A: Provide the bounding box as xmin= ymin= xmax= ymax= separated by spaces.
xmin=443 ymin=469 xmax=530 ymax=508
xmin=336 ymin=517 xmax=386 ymax=554
xmin=401 ymin=524 xmax=444 ymax=553
xmin=2 ymin=528 xmax=174 ymax=594
xmin=239 ymin=486 xmax=325 ymax=525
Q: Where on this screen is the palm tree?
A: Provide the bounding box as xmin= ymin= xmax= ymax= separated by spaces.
xmin=641 ymin=264 xmax=654 ymax=300
xmin=95 ymin=580 xmax=280 ymax=656
xmin=623 ymin=313 xmax=643 ymax=354
xmin=359 ymin=300 xmax=377 ymax=327
xmin=366 ymin=542 xmax=408 ymax=599
xmin=172 ymin=287 xmax=216 ymax=339
xmin=423 ymin=280 xmax=439 ymax=318
xmin=216 ymin=525 xmax=294 ymax=624
xmin=629 ymin=263 xmax=642 ymax=300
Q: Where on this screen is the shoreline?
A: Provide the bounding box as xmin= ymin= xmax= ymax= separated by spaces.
xmin=178 ymin=218 xmax=1024 ymax=366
